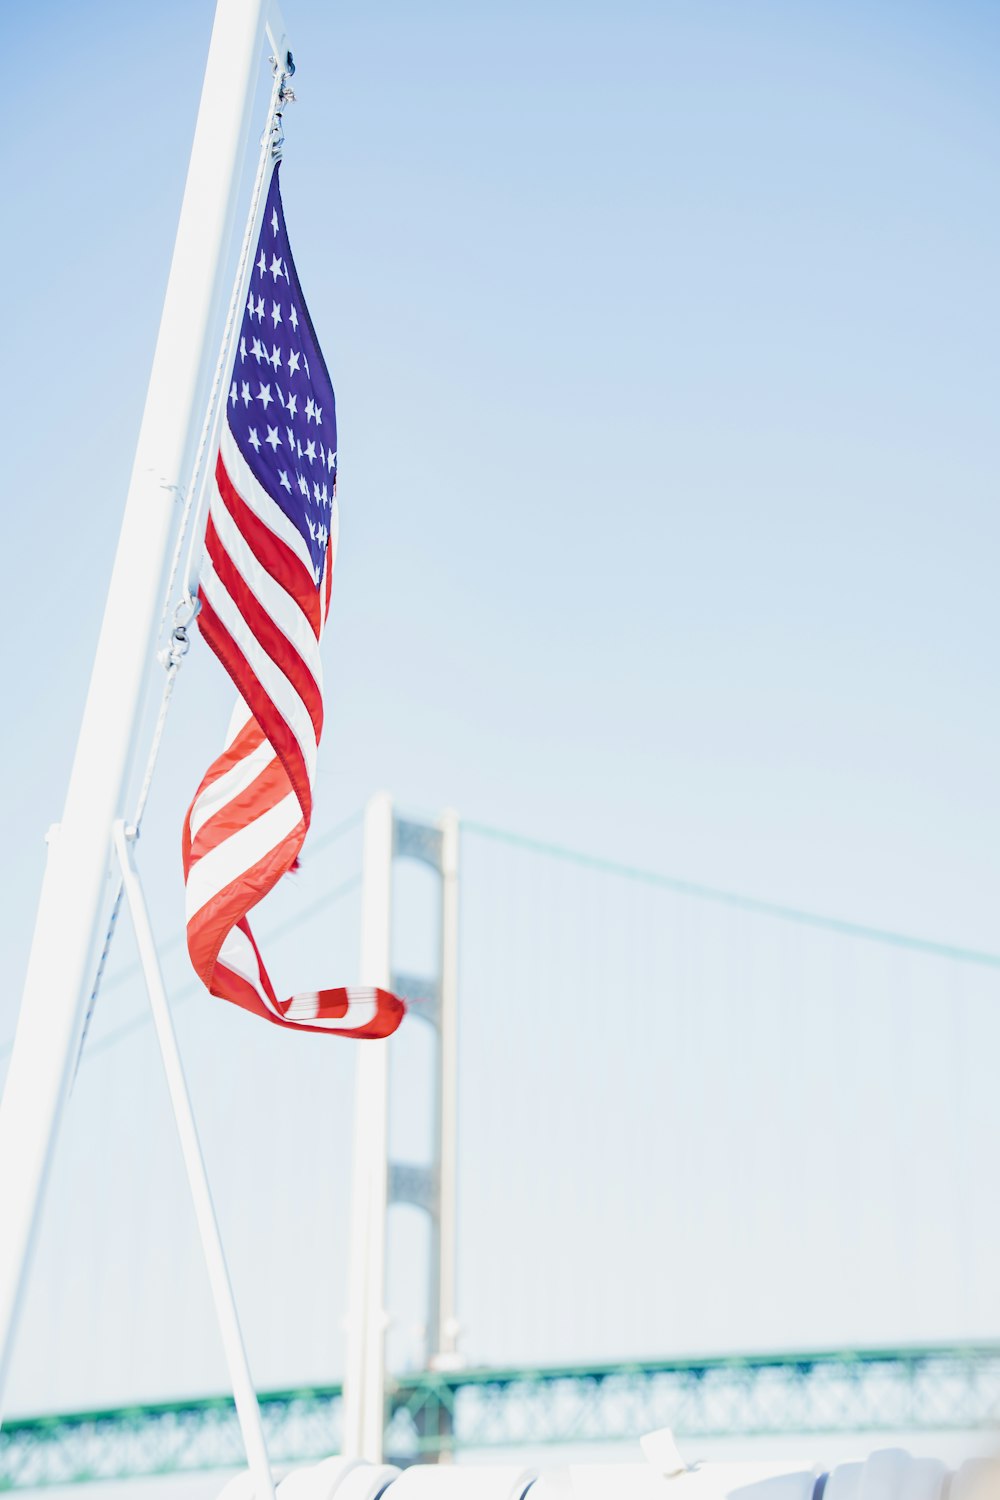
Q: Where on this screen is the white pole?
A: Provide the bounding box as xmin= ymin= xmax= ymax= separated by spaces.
xmin=112 ymin=824 xmax=275 ymax=1500
xmin=434 ymin=810 xmax=460 ymax=1367
xmin=343 ymin=792 xmax=394 ymax=1463
xmin=0 ymin=0 xmax=271 ymax=1416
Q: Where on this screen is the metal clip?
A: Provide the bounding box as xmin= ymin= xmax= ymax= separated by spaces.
xmin=156 ymin=598 xmax=199 ymax=672
xmin=168 ymin=620 xmax=192 ymax=668
xmin=267 ymin=50 xmax=296 ymax=159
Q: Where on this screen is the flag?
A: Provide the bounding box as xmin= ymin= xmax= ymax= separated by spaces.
xmin=182 ymin=163 xmax=404 ymax=1040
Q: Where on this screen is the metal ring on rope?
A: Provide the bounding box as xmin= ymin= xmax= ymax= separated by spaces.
xmin=173 ymin=593 xmax=201 ymax=630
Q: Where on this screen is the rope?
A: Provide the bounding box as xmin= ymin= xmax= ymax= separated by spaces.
xmin=460 ymin=819 xmax=1000 ymax=970
xmin=70 ymin=57 xmax=296 ymax=1081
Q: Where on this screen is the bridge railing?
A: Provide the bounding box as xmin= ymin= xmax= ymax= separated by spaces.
xmin=3 ymin=1345 xmax=999 ymax=1490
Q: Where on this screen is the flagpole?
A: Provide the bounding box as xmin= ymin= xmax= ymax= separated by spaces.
xmin=0 ymin=0 xmax=273 ymax=1418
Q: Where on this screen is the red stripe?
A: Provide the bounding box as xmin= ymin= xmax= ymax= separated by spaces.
xmin=233 ymin=917 xmax=280 ymax=1009
xmin=196 ymin=591 xmax=313 ymax=826
xmin=206 ymin=971 xmax=405 ymax=1039
xmin=216 ymin=451 xmax=321 ymax=638
xmin=205 ymin=514 xmax=324 ymax=743
xmin=201 ymin=716 xmax=265 ymax=786
xmin=183 ymin=430 xmax=405 ymax=1043
xmin=211 ymin=961 xmax=278 ymax=1025
xmin=187 ymin=752 xmax=288 ymax=865
xmin=182 ymin=716 xmax=264 ymax=869
xmin=311 ymin=988 xmax=407 ymax=1039
xmin=186 ymin=821 xmax=304 ymax=983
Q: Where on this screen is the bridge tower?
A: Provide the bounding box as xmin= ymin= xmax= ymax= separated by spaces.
xmin=342 ymin=793 xmax=460 ymax=1464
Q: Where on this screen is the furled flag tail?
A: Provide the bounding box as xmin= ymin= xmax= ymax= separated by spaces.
xmin=182 ymin=163 xmax=405 ymax=1040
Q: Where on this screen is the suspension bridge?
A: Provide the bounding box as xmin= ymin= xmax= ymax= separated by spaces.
xmin=2 ymin=802 xmax=998 ymax=1490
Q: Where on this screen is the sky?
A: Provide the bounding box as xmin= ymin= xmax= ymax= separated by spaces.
xmin=1 ymin=0 xmax=1000 ymax=1491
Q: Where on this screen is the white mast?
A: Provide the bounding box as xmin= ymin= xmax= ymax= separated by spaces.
xmin=0 ymin=0 xmax=277 ymax=1418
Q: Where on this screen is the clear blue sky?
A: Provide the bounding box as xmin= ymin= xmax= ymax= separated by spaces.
xmin=2 ymin=0 xmax=1000 ymax=1474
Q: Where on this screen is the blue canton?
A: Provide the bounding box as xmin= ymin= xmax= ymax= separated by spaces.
xmin=227 ymin=164 xmax=337 ymax=582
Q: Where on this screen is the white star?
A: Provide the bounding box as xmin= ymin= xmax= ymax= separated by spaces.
xmin=271 ymin=302 xmax=282 ymax=327
xmin=247 ymin=291 xmax=255 ymax=319
xmin=327 ymin=447 xmax=337 ymax=471
xmin=318 ymin=523 xmax=328 ymax=547
xmin=286 ymin=426 xmax=295 ymax=448
xmin=271 ymin=344 xmax=282 ymax=369
xmin=313 ymin=481 xmax=322 ymax=503
xmin=287 ymin=350 xmax=301 ymax=375
xmin=286 ymin=393 xmax=297 ymax=419
xmin=304 ymin=439 xmax=317 ymax=463
xmin=320 ymin=483 xmax=329 ymax=507
xmin=250 ymin=338 xmax=264 ymax=363
xmin=304 ymin=396 xmax=315 ymax=423
xmin=247 ymin=427 xmax=261 ymax=452
xmin=255 ymin=295 xmax=265 ymax=320
xmin=257 ymin=382 xmax=273 ymax=409
xmin=304 ymin=354 xmax=310 ymax=377
xmin=257 ymin=249 xmax=267 ymax=276
xmin=307 ymin=518 xmax=317 ymax=541
xmin=271 ymin=208 xmax=279 ymax=234
xmin=229 ymin=381 xmax=237 ymax=407
xmin=265 ymin=425 xmax=281 ymax=451
xmin=289 ymin=306 xmax=299 ymax=331
xmin=298 ymin=474 xmax=309 ymax=496
xmin=279 ymin=470 xmax=292 ymax=492
xmin=241 ymin=381 xmax=251 ymax=406
xmin=270 ymin=254 xmax=283 ymax=281
xmin=239 ymin=337 xmax=247 ymax=362
xmin=315 ymin=406 xmax=322 ymax=427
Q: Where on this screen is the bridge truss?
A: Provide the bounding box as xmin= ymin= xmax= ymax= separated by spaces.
xmin=2 ymin=1345 xmax=998 ymax=1491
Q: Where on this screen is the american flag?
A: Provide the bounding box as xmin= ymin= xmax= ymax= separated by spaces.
xmin=182 ymin=163 xmax=404 ymax=1040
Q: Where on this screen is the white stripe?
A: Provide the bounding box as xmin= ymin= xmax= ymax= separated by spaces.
xmin=284 ymin=987 xmax=382 ymax=1031
xmin=220 ymin=421 xmax=319 ymax=581
xmin=200 ymin=558 xmax=318 ymax=787
xmin=218 ymin=926 xmax=283 ymax=1019
xmin=285 ymin=991 xmax=320 ymax=1022
xmin=215 ymin=948 xmax=377 ymax=1031
xmin=225 ymin=694 xmax=253 ymax=749
xmin=186 ymin=790 xmax=302 ymax=919
xmin=209 ymin=490 xmax=324 ymax=691
xmin=188 ymin=736 xmax=277 ymax=841
xmin=218 ymin=926 xmax=263 ymax=987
